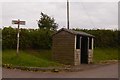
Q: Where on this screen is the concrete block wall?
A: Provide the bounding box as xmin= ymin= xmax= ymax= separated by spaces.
xmin=74 ymin=49 xmax=80 ymax=65
xmin=88 ymin=49 xmax=93 ymax=64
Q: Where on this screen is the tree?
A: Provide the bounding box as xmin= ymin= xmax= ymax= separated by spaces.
xmin=37 ymin=12 xmax=58 ymax=31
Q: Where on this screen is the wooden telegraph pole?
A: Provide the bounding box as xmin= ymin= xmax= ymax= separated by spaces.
xmin=67 ymin=0 xmax=69 ymax=29
xmin=12 ymin=19 xmax=25 ymax=56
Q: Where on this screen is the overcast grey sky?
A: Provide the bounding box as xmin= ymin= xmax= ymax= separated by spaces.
xmin=1 ymin=2 xmax=118 ymax=30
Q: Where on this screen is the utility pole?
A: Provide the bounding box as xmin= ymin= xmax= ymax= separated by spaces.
xmin=67 ymin=0 xmax=69 ymax=29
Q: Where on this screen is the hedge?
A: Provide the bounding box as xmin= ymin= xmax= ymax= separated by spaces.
xmin=2 ymin=27 xmax=119 ymax=50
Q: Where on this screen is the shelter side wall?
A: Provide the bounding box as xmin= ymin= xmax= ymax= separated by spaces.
xmin=88 ymin=49 xmax=93 ymax=63
xmin=74 ymin=49 xmax=81 ymax=65
xmin=88 ymin=38 xmax=94 ymax=64
xmin=52 ymin=31 xmax=75 ymax=65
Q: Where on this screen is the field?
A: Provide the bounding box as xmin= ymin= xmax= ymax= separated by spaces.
xmin=2 ymin=48 xmax=118 ymax=67
xmin=93 ymin=48 xmax=118 ymax=63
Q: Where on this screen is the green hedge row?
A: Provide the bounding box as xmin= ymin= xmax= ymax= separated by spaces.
xmin=2 ymin=27 xmax=53 ymax=50
xmin=2 ymin=27 xmax=119 ymax=50
xmin=74 ymin=29 xmax=119 ymax=48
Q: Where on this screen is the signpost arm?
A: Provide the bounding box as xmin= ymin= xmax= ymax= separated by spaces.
xmin=17 ymin=19 xmax=20 ymax=55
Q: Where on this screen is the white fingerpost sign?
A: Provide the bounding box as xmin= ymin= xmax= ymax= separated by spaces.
xmin=12 ymin=19 xmax=25 ymax=55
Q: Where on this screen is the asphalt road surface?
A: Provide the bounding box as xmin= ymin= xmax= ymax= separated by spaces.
xmin=2 ymin=63 xmax=118 ymax=78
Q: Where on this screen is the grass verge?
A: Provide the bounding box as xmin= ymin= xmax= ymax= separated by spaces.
xmin=2 ymin=48 xmax=118 ymax=67
xmin=2 ymin=50 xmax=62 ymax=67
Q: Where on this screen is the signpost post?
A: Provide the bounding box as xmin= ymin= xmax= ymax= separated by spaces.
xmin=12 ymin=19 xmax=25 ymax=55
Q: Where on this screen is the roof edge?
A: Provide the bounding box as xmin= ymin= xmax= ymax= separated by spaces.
xmin=52 ymin=28 xmax=95 ymax=37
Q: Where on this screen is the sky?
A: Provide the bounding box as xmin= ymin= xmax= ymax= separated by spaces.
xmin=0 ymin=0 xmax=118 ymax=30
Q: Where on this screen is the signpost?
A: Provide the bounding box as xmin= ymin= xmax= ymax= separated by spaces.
xmin=12 ymin=19 xmax=25 ymax=55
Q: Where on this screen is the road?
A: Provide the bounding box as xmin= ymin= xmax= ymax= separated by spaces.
xmin=2 ymin=63 xmax=118 ymax=78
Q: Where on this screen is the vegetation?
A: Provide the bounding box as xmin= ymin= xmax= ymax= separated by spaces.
xmin=2 ymin=48 xmax=118 ymax=67
xmin=93 ymin=48 xmax=118 ymax=63
xmin=2 ymin=27 xmax=53 ymax=50
xmin=37 ymin=12 xmax=58 ymax=31
xmin=73 ymin=28 xmax=119 ymax=48
xmin=2 ymin=27 xmax=119 ymax=50
xmin=2 ymin=50 xmax=62 ymax=67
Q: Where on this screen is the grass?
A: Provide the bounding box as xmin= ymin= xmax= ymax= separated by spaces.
xmin=25 ymin=50 xmax=53 ymax=61
xmin=93 ymin=48 xmax=118 ymax=63
xmin=2 ymin=48 xmax=118 ymax=67
xmin=2 ymin=50 xmax=62 ymax=67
